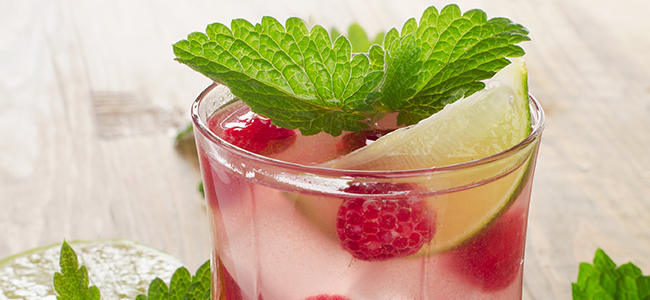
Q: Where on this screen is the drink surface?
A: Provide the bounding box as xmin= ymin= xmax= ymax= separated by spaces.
xmin=205 ymin=100 xmax=401 ymax=166
xmin=195 ymin=99 xmax=540 ymax=300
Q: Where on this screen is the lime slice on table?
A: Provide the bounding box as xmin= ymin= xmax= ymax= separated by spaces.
xmin=0 ymin=239 xmax=183 ymax=300
xmin=319 ymin=58 xmax=535 ymax=254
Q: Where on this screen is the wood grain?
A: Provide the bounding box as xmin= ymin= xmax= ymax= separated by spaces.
xmin=2 ymin=0 xmax=650 ymax=299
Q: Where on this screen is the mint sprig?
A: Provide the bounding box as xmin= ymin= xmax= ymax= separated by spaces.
xmin=135 ymin=261 xmax=211 ymax=300
xmin=573 ymin=249 xmax=650 ymax=300
xmin=54 ymin=241 xmax=101 ymax=300
xmin=53 ymin=242 xmax=211 ymax=300
xmin=174 ymin=17 xmax=382 ymax=136
xmin=173 ymin=4 xmax=529 ymax=136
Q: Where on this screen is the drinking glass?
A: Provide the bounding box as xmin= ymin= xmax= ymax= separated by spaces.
xmin=191 ymin=83 xmax=545 ymax=300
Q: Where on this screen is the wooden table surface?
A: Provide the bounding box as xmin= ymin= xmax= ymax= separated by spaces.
xmin=3 ymin=0 xmax=650 ymax=299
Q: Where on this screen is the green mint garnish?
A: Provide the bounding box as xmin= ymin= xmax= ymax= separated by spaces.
xmin=135 ymin=261 xmax=211 ymax=300
xmin=198 ymin=181 xmax=205 ymax=198
xmin=53 ymin=241 xmax=211 ymax=300
xmin=174 ymin=16 xmax=383 ymax=136
xmin=173 ymin=5 xmax=529 ymax=136
xmin=173 ymin=4 xmax=529 ymax=136
xmin=54 ymin=241 xmax=101 ymax=300
xmin=174 ymin=123 xmax=194 ymax=144
xmin=573 ymin=248 xmax=650 ymax=300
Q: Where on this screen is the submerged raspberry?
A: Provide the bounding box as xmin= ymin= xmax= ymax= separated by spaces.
xmin=221 ymin=265 xmax=243 ymax=300
xmin=210 ymin=111 xmax=296 ymax=155
xmin=447 ymin=208 xmax=526 ymax=291
xmin=336 ymin=183 xmax=435 ymax=261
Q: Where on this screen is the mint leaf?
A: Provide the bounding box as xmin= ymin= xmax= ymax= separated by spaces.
xmin=136 ymin=260 xmax=210 ymax=300
xmin=51 ymin=241 xmax=210 ymax=300
xmin=573 ymin=249 xmax=650 ymax=300
xmin=377 ymin=4 xmax=530 ymax=125
xmin=174 ymin=17 xmax=382 ymax=136
xmin=53 ymin=241 xmax=101 ymax=300
xmin=638 ymin=276 xmax=650 ymax=299
xmin=185 ymin=260 xmax=211 ymax=300
xmin=174 ymin=123 xmax=194 ymax=144
xmin=173 ymin=4 xmax=528 ymax=135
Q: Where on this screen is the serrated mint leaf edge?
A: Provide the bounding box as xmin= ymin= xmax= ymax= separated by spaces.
xmin=573 ymin=249 xmax=650 ymax=300
xmin=54 ymin=241 xmax=101 ymax=300
xmin=172 ymin=16 xmax=385 ymax=136
xmin=135 ymin=260 xmax=211 ymax=300
xmin=174 ymin=5 xmax=530 ymax=134
xmin=375 ymin=4 xmax=530 ymax=126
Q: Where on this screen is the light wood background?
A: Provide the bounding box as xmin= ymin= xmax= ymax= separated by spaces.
xmin=2 ymin=0 xmax=650 ymax=299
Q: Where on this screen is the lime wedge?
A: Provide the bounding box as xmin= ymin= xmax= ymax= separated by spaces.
xmin=322 ymin=58 xmax=535 ymax=254
xmin=329 ymin=58 xmax=531 ymax=170
xmin=421 ymin=156 xmax=534 ymax=254
xmin=0 ymin=239 xmax=183 ymax=300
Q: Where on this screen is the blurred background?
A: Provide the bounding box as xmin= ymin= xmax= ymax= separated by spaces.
xmin=2 ymin=0 xmax=650 ymax=299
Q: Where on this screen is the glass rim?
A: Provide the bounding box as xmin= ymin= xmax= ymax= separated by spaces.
xmin=191 ymin=82 xmax=545 ymax=178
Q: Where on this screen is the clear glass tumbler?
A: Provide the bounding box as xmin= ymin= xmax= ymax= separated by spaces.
xmin=191 ymin=83 xmax=545 ymax=300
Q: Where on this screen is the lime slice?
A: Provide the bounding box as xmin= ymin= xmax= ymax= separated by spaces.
xmin=318 ymin=58 xmax=535 ymax=254
xmin=421 ymin=156 xmax=534 ymax=254
xmin=0 ymin=239 xmax=183 ymax=300
xmin=328 ymin=58 xmax=531 ymax=170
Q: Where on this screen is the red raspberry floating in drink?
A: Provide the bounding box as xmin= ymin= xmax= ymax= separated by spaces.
xmin=209 ymin=111 xmax=296 ymax=155
xmin=220 ymin=265 xmax=244 ymax=300
xmin=336 ymin=183 xmax=435 ymax=261
xmin=447 ymin=208 xmax=526 ymax=291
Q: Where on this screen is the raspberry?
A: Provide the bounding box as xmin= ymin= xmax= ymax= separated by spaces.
xmin=447 ymin=208 xmax=526 ymax=291
xmin=209 ymin=112 xmax=296 ymax=155
xmin=336 ymin=183 xmax=435 ymax=261
xmin=221 ymin=265 xmax=243 ymax=300
xmin=304 ymin=295 xmax=351 ymax=300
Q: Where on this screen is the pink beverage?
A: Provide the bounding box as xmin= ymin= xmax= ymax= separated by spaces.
xmin=192 ymin=83 xmax=545 ymax=300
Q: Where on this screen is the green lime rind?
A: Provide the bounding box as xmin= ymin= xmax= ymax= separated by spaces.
xmin=0 ymin=239 xmax=183 ymax=300
xmin=491 ymin=57 xmax=531 ymax=135
xmin=420 ymin=144 xmax=538 ymax=255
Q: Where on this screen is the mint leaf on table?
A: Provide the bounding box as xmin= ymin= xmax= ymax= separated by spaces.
xmin=198 ymin=181 xmax=205 ymax=198
xmin=174 ymin=123 xmax=194 ymax=144
xmin=573 ymin=248 xmax=650 ymax=300
xmin=135 ymin=260 xmax=211 ymax=300
xmin=173 ymin=4 xmax=529 ymax=136
xmin=53 ymin=241 xmax=101 ymax=300
xmin=53 ymin=241 xmax=211 ymax=300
